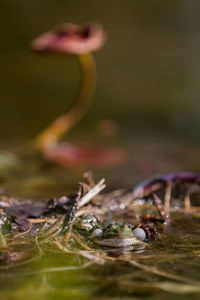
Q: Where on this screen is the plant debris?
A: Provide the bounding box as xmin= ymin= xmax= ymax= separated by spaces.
xmin=1 ymin=171 xmax=200 ymax=293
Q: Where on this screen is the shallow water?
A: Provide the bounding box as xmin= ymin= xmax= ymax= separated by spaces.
xmin=1 ymin=214 xmax=200 ymax=300
xmin=1 ymin=1 xmax=200 ymax=299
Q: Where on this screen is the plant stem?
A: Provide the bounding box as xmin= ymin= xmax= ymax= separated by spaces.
xmin=0 ymin=228 xmax=7 ymax=247
xmin=35 ymin=53 xmax=96 ymax=150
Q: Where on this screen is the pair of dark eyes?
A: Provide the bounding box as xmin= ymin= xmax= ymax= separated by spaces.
xmin=106 ymin=224 xmax=131 ymax=230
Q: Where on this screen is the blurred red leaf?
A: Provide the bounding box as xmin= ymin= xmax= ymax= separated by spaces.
xmin=43 ymin=143 xmax=128 ymax=167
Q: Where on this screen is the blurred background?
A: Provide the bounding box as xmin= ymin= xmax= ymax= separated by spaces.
xmin=1 ymin=0 xmax=200 ymax=197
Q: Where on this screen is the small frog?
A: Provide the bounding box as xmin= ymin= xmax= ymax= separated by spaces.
xmin=92 ymin=221 xmax=145 ymax=247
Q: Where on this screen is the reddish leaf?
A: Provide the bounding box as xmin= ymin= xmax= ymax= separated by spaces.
xmin=43 ymin=143 xmax=128 ymax=167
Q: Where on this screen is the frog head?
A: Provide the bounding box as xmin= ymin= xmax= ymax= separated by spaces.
xmin=92 ymin=221 xmax=144 ymax=248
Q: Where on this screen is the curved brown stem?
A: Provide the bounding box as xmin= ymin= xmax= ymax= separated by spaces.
xmin=34 ymin=53 xmax=96 ymax=150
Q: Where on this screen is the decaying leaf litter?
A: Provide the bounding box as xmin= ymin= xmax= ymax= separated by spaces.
xmin=1 ymin=171 xmax=200 ymax=294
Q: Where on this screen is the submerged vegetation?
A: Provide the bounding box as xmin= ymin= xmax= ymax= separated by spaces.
xmin=1 ymin=171 xmax=200 ymax=296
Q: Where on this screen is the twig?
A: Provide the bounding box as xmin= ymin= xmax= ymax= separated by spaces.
xmin=29 ymin=218 xmax=57 ymax=224
xmin=13 ymin=221 xmax=32 ymax=239
xmin=184 ymin=193 xmax=191 ymax=212
xmin=153 ymin=193 xmax=170 ymax=222
xmin=71 ymin=232 xmax=92 ymax=250
xmin=78 ymin=178 xmax=106 ymax=208
xmin=41 ymin=214 xmax=66 ymax=238
xmin=64 ymin=184 xmax=83 ymax=241
xmin=128 ymin=259 xmax=200 ymax=285
xmin=53 ymin=238 xmax=106 ymax=265
xmin=164 ymin=181 xmax=172 ymax=212
xmin=75 ymin=207 xmax=104 ymax=218
xmin=0 ymin=228 xmax=7 ymax=247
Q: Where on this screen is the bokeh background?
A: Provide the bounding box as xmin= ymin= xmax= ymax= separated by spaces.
xmin=1 ymin=0 xmax=200 ymax=196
